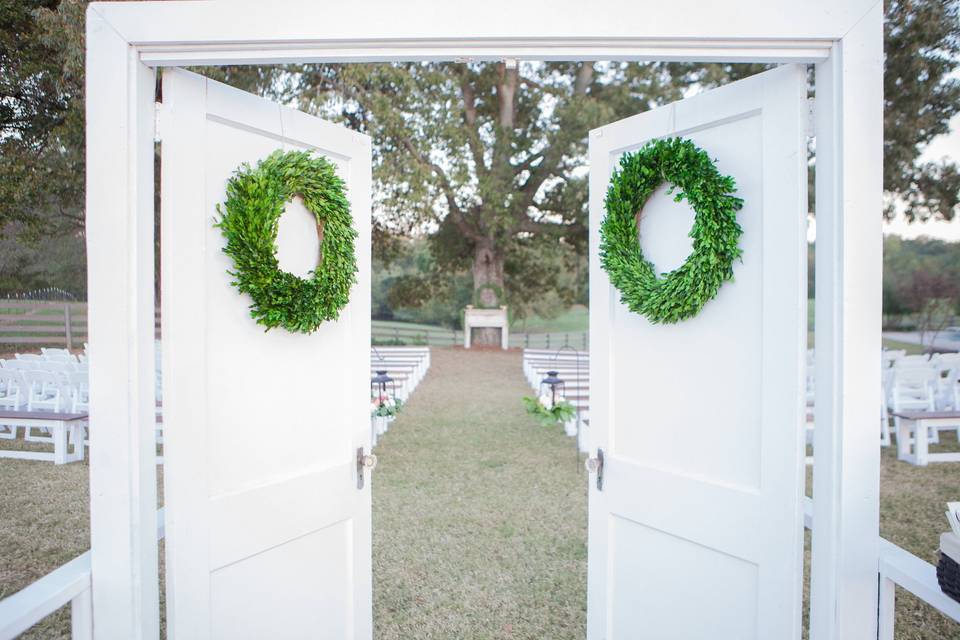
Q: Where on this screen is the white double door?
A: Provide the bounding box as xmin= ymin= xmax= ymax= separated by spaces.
xmin=586 ymin=65 xmax=809 ymax=639
xmin=159 ymin=63 xmax=807 ymax=640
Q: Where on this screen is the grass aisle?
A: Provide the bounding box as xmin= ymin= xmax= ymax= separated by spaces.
xmin=372 ymin=347 xmax=587 ymax=640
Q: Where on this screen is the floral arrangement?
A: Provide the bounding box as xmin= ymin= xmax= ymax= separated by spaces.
xmin=522 ymin=393 xmax=575 ymax=427
xmin=371 ymin=394 xmax=403 ymax=418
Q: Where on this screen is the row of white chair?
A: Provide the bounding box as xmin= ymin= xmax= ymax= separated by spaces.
xmin=806 ymin=348 xmax=960 ymax=453
xmin=370 ymin=346 xmax=430 ymax=446
xmin=0 ymin=350 xmax=90 ymax=443
xmin=522 ymin=348 xmax=590 ymax=453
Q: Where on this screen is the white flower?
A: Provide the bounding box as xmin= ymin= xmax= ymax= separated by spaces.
xmin=538 ymin=393 xmax=554 ymax=409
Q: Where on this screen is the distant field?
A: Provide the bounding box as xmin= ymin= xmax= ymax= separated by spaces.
xmin=512 ymin=305 xmax=588 ymax=334
xmin=372 ymin=319 xmax=452 ymax=333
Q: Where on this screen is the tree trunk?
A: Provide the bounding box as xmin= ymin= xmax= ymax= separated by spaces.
xmin=471 ymin=241 xmax=506 ymax=347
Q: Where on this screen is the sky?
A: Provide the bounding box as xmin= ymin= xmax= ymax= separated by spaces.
xmin=882 ymin=112 xmax=960 ymax=241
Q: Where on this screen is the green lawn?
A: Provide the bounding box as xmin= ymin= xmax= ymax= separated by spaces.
xmin=373 ymin=348 xmax=586 ymax=639
xmin=512 ymin=305 xmax=588 ymax=334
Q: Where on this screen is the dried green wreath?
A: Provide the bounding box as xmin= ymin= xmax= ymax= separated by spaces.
xmin=599 ymin=137 xmax=744 ymax=323
xmin=215 ymin=149 xmax=357 ymax=333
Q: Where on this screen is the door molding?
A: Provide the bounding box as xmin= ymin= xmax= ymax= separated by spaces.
xmin=84 ymin=1 xmax=883 ymax=638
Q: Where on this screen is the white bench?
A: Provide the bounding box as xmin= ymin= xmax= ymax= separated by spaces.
xmin=893 ymin=410 xmax=960 ymax=466
xmin=0 ymin=409 xmax=87 ymax=464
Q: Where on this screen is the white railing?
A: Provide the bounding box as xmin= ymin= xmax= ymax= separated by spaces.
xmin=803 ymin=497 xmax=960 ymax=637
xmin=0 ymin=509 xmax=164 ymax=640
xmin=0 ymin=553 xmax=92 ymax=640
xmin=879 ymin=537 xmax=960 ymax=640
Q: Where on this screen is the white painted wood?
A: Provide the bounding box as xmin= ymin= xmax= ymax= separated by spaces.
xmin=85 ymin=9 xmax=159 ymax=639
xmin=90 ymin=0 xmax=875 ymax=66
xmin=463 ymin=306 xmax=509 ymax=349
xmin=588 ymin=65 xmax=808 ymax=639
xmin=71 ymin=587 xmax=94 ymax=640
xmin=809 ymin=4 xmax=884 ymax=639
xmin=0 ymin=554 xmax=91 ymax=640
xmin=85 ymin=3 xmax=884 ymax=637
xmin=879 ymin=537 xmax=960 ymax=624
xmin=0 ymin=417 xmax=84 ymax=464
xmin=161 ymin=68 xmax=372 ymax=640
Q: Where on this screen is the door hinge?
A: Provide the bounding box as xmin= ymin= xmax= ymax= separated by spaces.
xmin=356 ymin=447 xmax=377 ymax=490
xmin=806 ymin=98 xmax=816 ymax=138
xmin=585 ymin=448 xmax=604 ymax=491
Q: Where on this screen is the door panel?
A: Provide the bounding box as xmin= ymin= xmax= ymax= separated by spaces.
xmin=587 ymin=65 xmax=808 ymax=640
xmin=161 ymin=68 xmax=372 ymax=640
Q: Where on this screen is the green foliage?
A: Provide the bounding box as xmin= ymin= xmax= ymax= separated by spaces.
xmin=882 ymin=235 xmax=960 ymax=336
xmin=883 ymin=0 xmax=960 ymax=221
xmin=372 ymin=397 xmax=403 ymax=418
xmin=522 ymin=396 xmax=576 ymax=427
xmin=290 ymin=61 xmax=699 ymax=314
xmin=600 ymin=137 xmax=743 ymax=324
xmin=215 ymin=150 xmax=357 ymax=333
xmin=473 ymin=283 xmax=503 ymax=309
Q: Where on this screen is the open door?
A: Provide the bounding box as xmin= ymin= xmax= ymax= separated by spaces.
xmin=160 ymin=69 xmax=372 ymax=639
xmin=587 ymin=66 xmax=808 ymax=639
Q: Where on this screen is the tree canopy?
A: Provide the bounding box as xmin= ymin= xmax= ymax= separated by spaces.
xmin=0 ymin=0 xmax=957 ymax=308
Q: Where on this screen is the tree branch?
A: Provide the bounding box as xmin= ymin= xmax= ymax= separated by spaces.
xmin=458 ymin=74 xmax=488 ymax=175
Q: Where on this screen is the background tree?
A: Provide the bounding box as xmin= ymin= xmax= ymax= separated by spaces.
xmin=883 ymin=0 xmax=960 ymax=221
xmin=287 ymin=62 xmax=712 ymax=341
xmin=0 ymin=0 xmax=957 ymax=316
xmin=898 ymin=270 xmax=959 ymax=350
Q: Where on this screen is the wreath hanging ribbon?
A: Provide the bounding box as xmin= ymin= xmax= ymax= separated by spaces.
xmin=599 ymin=137 xmax=744 ymax=324
xmin=215 ymin=149 xmax=358 ymax=334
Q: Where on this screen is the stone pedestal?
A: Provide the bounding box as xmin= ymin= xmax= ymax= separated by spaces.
xmin=463 ymin=305 xmax=509 ymax=350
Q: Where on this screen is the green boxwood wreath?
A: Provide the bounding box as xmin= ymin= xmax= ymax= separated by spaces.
xmin=599 ymin=137 xmax=744 ymax=324
xmin=215 ymin=149 xmax=358 ymax=333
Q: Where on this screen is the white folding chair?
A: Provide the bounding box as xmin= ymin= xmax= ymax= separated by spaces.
xmin=882 ymin=349 xmax=906 ymax=368
xmin=895 ymin=354 xmax=931 ymax=369
xmin=41 ymin=347 xmax=72 ymax=357
xmin=69 ymin=370 xmax=90 ymax=413
xmin=40 ymin=360 xmax=77 ymax=377
xmin=20 ymin=370 xmax=67 ymax=442
xmin=15 ymin=353 xmax=44 ymax=362
xmin=24 ymin=369 xmax=66 ymax=412
xmin=891 ymin=367 xmax=940 ymax=445
xmin=3 ymin=359 xmax=41 ymax=371
xmin=0 ymin=370 xmax=25 ymax=439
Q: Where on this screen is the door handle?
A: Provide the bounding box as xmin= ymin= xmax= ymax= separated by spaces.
xmin=585 ymin=448 xmax=604 ymax=491
xmin=356 ymin=447 xmax=378 ymax=490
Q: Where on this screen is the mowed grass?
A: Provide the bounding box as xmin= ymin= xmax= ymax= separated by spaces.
xmin=513 ymin=305 xmax=588 ymax=334
xmin=372 ymin=347 xmax=587 ymax=639
xmin=0 ymin=347 xmax=958 ymax=638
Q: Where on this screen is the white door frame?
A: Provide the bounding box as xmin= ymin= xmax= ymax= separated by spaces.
xmin=85 ymin=2 xmax=882 ymax=639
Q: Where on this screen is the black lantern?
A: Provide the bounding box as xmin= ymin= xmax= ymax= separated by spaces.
xmin=539 ymin=370 xmax=565 ymax=407
xmin=371 ymin=370 xmax=396 ymax=405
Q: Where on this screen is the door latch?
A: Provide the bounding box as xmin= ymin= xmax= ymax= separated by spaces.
xmin=356 ymin=447 xmax=378 ymax=490
xmin=585 ymin=448 xmax=604 ymax=491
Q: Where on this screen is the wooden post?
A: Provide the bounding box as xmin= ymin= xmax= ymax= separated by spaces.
xmin=64 ymin=304 xmax=73 ymax=351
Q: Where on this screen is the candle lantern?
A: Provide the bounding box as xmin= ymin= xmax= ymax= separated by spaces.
xmin=539 ymin=370 xmax=565 ymax=408
xmin=371 ymin=370 xmax=396 ymax=405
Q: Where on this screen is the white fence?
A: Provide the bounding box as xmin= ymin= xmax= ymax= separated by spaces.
xmin=0 ymin=509 xmax=164 ymax=640
xmin=803 ymin=497 xmax=960 ymax=637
